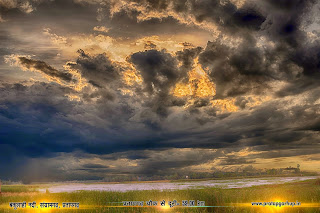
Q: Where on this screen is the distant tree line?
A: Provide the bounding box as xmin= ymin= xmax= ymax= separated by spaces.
xmin=102 ymin=164 xmax=317 ymax=182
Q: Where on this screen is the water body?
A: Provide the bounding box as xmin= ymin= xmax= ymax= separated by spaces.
xmin=43 ymin=176 xmax=318 ymax=193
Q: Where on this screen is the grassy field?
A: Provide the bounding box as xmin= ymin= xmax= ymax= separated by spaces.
xmin=1 ymin=185 xmax=40 ymax=193
xmin=0 ymin=178 xmax=320 ymax=212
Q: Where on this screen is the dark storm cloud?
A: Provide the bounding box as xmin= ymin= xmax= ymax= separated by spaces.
xmin=130 ymin=49 xmax=188 ymax=117
xmin=0 ymin=83 xmax=82 ymax=157
xmin=198 ymin=37 xmax=274 ymax=98
xmin=261 ymin=0 xmax=315 ymax=47
xmin=130 ymin=49 xmax=181 ymax=95
xmin=193 ymin=99 xmax=210 ymax=108
xmin=18 ymin=57 xmax=73 ymax=82
xmin=0 ymin=81 xmax=158 ymax=159
xmin=113 ymin=0 xmax=313 ymax=41
xmin=176 ymin=47 xmax=203 ymax=70
xmin=258 ymin=0 xmax=320 ymax=87
xmin=119 ymin=0 xmax=266 ymax=33
xmin=198 ymin=33 xmax=318 ymax=99
xmin=0 ymin=80 xmax=234 ymax=161
xmin=100 ymin=0 xmax=320 ymax=98
xmin=300 ymin=119 xmax=320 ymax=132
xmin=68 ymin=49 xmax=120 ymax=88
xmin=85 ymin=0 xmax=319 ymax=100
xmin=290 ymin=44 xmax=320 ymax=77
xmin=134 ymin=149 xmax=222 ymax=175
xmin=185 ymin=0 xmax=266 ymax=33
xmin=82 ymin=163 xmax=109 ymax=169
xmin=1 ymin=81 xmax=320 ymax=180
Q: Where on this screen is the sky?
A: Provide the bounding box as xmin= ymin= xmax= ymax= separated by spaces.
xmin=0 ymin=0 xmax=320 ymax=182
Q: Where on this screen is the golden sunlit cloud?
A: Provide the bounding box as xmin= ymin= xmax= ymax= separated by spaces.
xmin=244 ymin=95 xmax=272 ymax=108
xmin=228 ymin=0 xmax=248 ymax=8
xmin=211 ymin=98 xmax=238 ymax=112
xmin=135 ymin=36 xmax=186 ymax=53
xmin=93 ymin=26 xmax=110 ymax=33
xmin=63 ymin=62 xmax=88 ymax=92
xmin=121 ymin=63 xmax=143 ymax=87
xmin=43 ymin=28 xmax=67 ymax=45
xmin=43 ymin=28 xmax=208 ymax=63
xmin=173 ymin=58 xmax=216 ymax=98
xmin=227 ymin=148 xmax=263 ymax=157
xmin=171 ymin=57 xmax=243 ymax=113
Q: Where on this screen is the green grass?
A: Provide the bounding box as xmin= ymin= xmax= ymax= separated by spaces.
xmin=1 ymin=185 xmax=40 ymax=193
xmin=0 ymin=179 xmax=320 ymax=212
xmin=315 ymin=178 xmax=320 ymax=186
